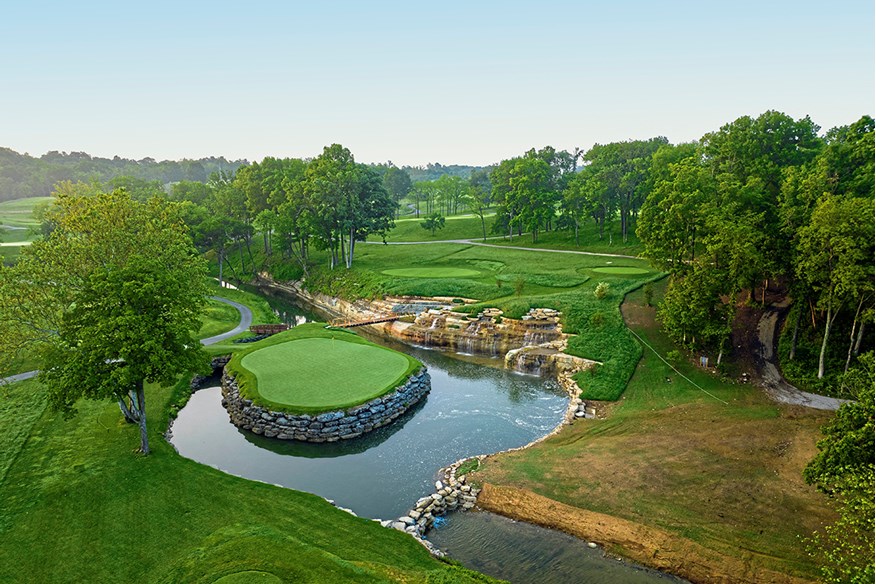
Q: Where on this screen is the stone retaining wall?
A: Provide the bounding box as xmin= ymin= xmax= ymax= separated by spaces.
xmin=220 ymin=368 xmax=431 ymax=442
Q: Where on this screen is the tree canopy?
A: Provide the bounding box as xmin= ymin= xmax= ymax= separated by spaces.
xmin=0 ymin=190 xmax=209 ymax=453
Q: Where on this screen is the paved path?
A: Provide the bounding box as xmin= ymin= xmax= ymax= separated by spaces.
xmin=757 ymin=300 xmax=847 ymax=411
xmin=0 ymin=296 xmax=252 ymax=385
xmin=200 ymin=296 xmax=252 ymax=346
xmin=366 ymin=239 xmax=639 ymax=259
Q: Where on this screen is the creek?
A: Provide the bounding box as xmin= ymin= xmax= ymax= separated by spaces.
xmin=171 ymin=289 xmax=685 ymax=584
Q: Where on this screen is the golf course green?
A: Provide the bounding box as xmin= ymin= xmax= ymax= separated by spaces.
xmin=230 ymin=324 xmax=421 ymax=413
xmin=382 ymin=267 xmax=480 ymax=278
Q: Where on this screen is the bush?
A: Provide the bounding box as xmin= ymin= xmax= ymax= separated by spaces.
xmin=594 ymin=281 xmax=610 ymax=299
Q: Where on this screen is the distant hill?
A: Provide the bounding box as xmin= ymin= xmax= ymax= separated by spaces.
xmin=0 ymin=147 xmax=248 ymax=203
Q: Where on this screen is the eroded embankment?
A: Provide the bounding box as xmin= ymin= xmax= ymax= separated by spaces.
xmin=477 ymin=484 xmax=816 ymax=584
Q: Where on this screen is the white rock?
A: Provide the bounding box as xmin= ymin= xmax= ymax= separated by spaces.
xmin=587 ymin=542 xmax=598 ymax=549
xmin=435 ymin=480 xmax=443 ymax=490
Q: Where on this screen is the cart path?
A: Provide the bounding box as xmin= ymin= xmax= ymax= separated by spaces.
xmin=757 ymin=299 xmax=846 ymax=410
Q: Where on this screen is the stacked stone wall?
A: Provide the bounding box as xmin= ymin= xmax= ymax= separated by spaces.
xmin=220 ymin=368 xmax=431 ymax=442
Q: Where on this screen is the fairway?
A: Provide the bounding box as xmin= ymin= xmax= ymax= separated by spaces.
xmin=240 ymin=337 xmax=412 ymax=410
xmin=591 ymin=266 xmax=650 ymax=275
xmin=382 ymin=267 xmax=480 ymax=278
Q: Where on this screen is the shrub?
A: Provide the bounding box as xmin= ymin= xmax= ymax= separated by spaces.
xmin=594 ymin=281 xmax=610 ymax=299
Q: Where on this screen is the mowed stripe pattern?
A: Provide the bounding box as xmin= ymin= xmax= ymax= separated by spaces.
xmin=240 ymin=338 xmax=411 ymax=410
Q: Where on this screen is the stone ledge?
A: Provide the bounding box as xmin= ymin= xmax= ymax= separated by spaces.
xmin=220 ymin=368 xmax=431 ymax=442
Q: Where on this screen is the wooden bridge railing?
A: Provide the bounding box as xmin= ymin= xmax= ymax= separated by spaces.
xmin=328 ymin=314 xmax=400 ymax=329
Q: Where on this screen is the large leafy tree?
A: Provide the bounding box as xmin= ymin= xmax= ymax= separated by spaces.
xmin=796 ymin=195 xmax=874 ymax=379
xmin=803 ymin=355 xmax=875 ymax=583
xmin=0 ymin=190 xmax=208 ymax=454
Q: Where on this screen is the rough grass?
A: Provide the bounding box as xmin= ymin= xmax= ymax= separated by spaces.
xmin=240 ymin=337 xmax=414 ymax=411
xmin=227 ymin=323 xmax=422 ymax=414
xmin=0 ymin=373 xmax=499 ymax=584
xmin=471 ymin=281 xmax=835 ymax=581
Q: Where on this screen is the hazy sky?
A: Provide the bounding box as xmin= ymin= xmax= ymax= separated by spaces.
xmin=1 ymin=0 xmax=873 ymax=166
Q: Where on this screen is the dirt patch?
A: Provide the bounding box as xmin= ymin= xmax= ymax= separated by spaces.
xmin=478 ymin=483 xmax=816 ymax=584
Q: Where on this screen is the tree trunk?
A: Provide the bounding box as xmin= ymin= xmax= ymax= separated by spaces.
xmin=118 ymin=397 xmax=138 ymax=424
xmin=347 ymin=227 xmax=355 ymax=269
xmin=574 ymin=220 xmax=579 ymax=247
xmin=480 ymin=215 xmax=486 ymax=242
xmin=125 ymin=382 xmax=150 ymax=454
xmin=844 ymin=295 xmax=865 ymax=373
xmin=788 ymin=306 xmax=801 ymax=361
xmin=218 ymin=248 xmax=225 ymax=287
xmin=817 ymin=301 xmax=837 ymax=379
xmin=853 ymin=316 xmax=867 ymax=355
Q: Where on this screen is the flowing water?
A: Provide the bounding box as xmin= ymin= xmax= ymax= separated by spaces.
xmin=171 ymin=288 xmax=687 ymax=583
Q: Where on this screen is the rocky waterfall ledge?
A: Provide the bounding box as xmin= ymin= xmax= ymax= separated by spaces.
xmin=220 ymin=368 xmax=431 ymax=442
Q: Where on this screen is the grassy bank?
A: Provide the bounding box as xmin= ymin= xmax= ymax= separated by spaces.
xmin=0 ymin=283 xmax=498 ymax=583
xmin=468 ymin=282 xmax=835 ymax=581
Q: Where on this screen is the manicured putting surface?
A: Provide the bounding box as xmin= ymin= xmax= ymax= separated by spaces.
xmin=382 ymin=267 xmax=480 ymax=278
xmin=240 ymin=338 xmax=411 ymax=409
xmin=591 ymin=266 xmax=650 ymax=275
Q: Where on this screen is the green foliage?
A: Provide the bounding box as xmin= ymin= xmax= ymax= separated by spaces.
xmin=643 ymin=282 xmax=653 ymax=306
xmin=593 ymin=282 xmax=610 ymax=299
xmin=0 ymin=190 xmax=209 ymax=453
xmin=421 ymin=212 xmax=446 ymax=235
xmin=456 ymin=458 xmax=480 ymax=476
xmin=801 ymin=355 xmax=875 ymax=582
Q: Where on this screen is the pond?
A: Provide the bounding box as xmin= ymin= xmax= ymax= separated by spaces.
xmin=171 ymin=288 xmax=687 ymax=584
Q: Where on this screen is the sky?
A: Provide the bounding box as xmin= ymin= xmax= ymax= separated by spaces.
xmin=1 ymin=0 xmax=873 ymax=167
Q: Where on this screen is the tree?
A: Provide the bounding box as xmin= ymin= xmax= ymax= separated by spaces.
xmin=420 ymin=212 xmax=445 ymax=235
xmin=803 ymin=355 xmax=875 ymax=583
xmin=796 ymin=196 xmax=874 ymax=378
xmin=305 ymin=145 xmax=395 ymax=269
xmin=0 ymin=190 xmax=209 ymax=454
xmin=383 ymin=166 xmax=413 ymax=218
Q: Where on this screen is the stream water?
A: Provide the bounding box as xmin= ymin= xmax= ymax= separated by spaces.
xmin=171 ymin=289 xmax=685 ymax=584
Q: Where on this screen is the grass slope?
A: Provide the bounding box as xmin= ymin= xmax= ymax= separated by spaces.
xmin=0 ymin=284 xmax=497 ymax=584
xmin=471 ymin=282 xmax=835 ymax=581
xmin=241 ymin=337 xmax=413 ymax=411
xmin=228 ymin=323 xmax=422 ymax=414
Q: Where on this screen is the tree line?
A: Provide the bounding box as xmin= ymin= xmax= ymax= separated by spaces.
xmin=0 ymin=147 xmax=246 ymax=203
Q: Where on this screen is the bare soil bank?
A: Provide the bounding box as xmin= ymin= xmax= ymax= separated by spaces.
xmin=477 ymin=484 xmax=815 ymax=584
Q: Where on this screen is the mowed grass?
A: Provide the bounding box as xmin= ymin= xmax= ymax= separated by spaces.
xmin=382 ymin=267 xmax=481 ymax=278
xmin=369 ymin=213 xmax=495 ymax=242
xmin=0 ymin=285 xmax=496 ymax=584
xmin=241 ymin=337 xmax=413 ymax=410
xmin=0 ymin=197 xmax=50 ymax=229
xmin=471 ymin=281 xmax=835 ymax=580
xmin=365 ymin=210 xmax=644 ymax=256
xmin=228 ymin=323 xmax=422 ymax=414
xmin=0 ymin=197 xmax=50 ymax=264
